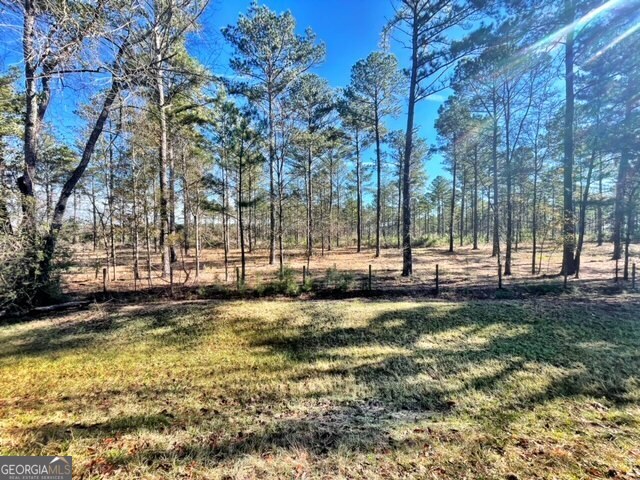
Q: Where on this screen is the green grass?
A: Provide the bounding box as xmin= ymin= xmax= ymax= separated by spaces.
xmin=1 ymin=298 xmax=639 ymax=479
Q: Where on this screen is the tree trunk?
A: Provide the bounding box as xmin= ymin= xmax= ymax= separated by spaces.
xmin=575 ymin=148 xmax=596 ymax=277
xmin=306 ymin=143 xmax=313 ymax=258
xmin=473 ymin=146 xmax=478 ymax=250
xmin=613 ymin=100 xmax=631 ymax=260
xmin=38 ymin=76 xmax=121 ymax=290
xmin=336 ymin=174 xmax=341 ymax=247
xmin=355 ymin=128 xmax=362 ymax=252
xmin=91 ymin=178 xmax=97 ymax=251
xmin=132 ymin=150 xmax=140 ymax=283
xmin=449 ymin=140 xmax=457 ymax=253
xmin=486 ymin=187 xmax=490 ymax=244
xmin=374 ymin=111 xmax=382 ymax=258
xmin=623 ymin=189 xmax=637 ymax=280
xmin=460 ymin=165 xmax=466 ymax=248
xmin=222 ymin=165 xmax=229 ymax=282
xmin=194 ymin=184 xmax=201 ymax=280
xmin=437 ymin=198 xmax=442 ymax=237
xmin=247 ymin=169 xmax=253 ymax=253
xmin=596 ymin=154 xmax=603 ymax=246
xmin=278 ymin=167 xmax=284 ymax=274
xmin=152 ymin=177 xmax=158 ymax=253
xmin=400 ymin=7 xmax=418 ymax=276
xmin=238 ymin=143 xmax=246 ymax=283
xmin=168 ymin=142 xmax=177 ymax=263
xmin=328 ymin=153 xmax=334 ymax=252
xmin=108 ymin=134 xmax=117 ymax=281
xmin=561 ymin=0 xmax=577 ymax=275
xmin=532 ymin=149 xmax=539 ymax=274
xmin=154 ymin=28 xmax=171 ymax=278
xmin=491 ymin=98 xmax=500 ymax=259
xmin=504 ymin=96 xmax=513 ymax=276
xmin=181 ymin=148 xmax=190 ymax=256
xmin=18 ymin=0 xmax=39 ymax=236
xmin=143 ymin=180 xmax=153 ymax=287
xmin=120 ymin=195 xmax=126 ymax=245
xmin=268 ymin=91 xmax=276 ymax=264
xmin=397 ymin=157 xmax=402 ymax=249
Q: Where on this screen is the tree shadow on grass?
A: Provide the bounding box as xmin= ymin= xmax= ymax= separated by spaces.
xmin=108 ymin=299 xmax=637 ymax=468
xmin=0 ymin=303 xmax=223 ymax=361
xmin=4 ymin=299 xmax=640 ymax=473
xmin=13 ymin=414 xmax=176 ymax=447
xmin=250 ymin=301 xmax=640 ymax=418
xmin=128 ymin=296 xmax=638 ymax=469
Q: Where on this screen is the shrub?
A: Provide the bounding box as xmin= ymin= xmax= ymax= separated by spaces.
xmin=278 ymin=266 xmax=301 ymax=295
xmin=0 ymin=234 xmax=70 ymax=312
xmin=412 ymin=235 xmax=437 ymax=248
xmin=325 ymin=266 xmax=354 ymax=291
xmin=301 ymin=276 xmax=315 ymax=292
xmin=256 ymin=266 xmax=302 ymax=297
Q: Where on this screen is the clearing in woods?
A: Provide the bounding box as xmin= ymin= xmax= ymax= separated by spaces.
xmin=62 ymin=242 xmax=636 ymax=297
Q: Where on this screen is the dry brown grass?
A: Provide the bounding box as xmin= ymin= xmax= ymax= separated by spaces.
xmin=61 ymin=241 xmax=638 ymax=297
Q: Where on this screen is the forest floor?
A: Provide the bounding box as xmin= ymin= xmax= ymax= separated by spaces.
xmin=1 ymin=297 xmax=639 ymax=479
xmin=62 ymin=241 xmax=638 ymax=300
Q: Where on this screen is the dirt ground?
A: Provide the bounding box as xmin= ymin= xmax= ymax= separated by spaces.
xmin=61 ymin=241 xmax=639 ymax=297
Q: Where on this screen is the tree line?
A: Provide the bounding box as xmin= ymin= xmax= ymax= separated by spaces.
xmin=0 ymin=0 xmax=638 ymax=307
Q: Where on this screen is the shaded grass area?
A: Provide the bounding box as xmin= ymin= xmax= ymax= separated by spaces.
xmin=1 ymin=298 xmax=639 ymax=479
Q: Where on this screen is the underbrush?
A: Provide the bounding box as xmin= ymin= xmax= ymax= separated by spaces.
xmin=325 ymin=265 xmax=355 ymax=291
xmin=256 ymin=266 xmax=302 ymax=296
xmin=411 ymin=235 xmax=439 ymax=248
xmin=0 ymin=236 xmax=72 ymax=313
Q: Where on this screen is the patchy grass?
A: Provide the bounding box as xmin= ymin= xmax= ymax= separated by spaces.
xmin=1 ymin=299 xmax=639 ymax=479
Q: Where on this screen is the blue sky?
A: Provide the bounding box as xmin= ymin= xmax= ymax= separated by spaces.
xmin=198 ymin=0 xmax=448 ymax=179
xmin=0 ymin=0 xmax=449 ymax=180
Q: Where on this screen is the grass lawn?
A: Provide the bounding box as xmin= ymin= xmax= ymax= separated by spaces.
xmin=1 ymin=298 xmax=639 ymax=479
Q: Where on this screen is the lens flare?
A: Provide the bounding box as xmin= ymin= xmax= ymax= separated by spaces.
xmin=583 ymin=18 xmax=640 ymax=65
xmin=525 ymin=0 xmax=626 ymax=54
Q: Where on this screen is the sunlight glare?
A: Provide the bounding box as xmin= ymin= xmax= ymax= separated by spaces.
xmin=525 ymin=0 xmax=626 ymax=54
xmin=583 ymin=17 xmax=640 ymax=65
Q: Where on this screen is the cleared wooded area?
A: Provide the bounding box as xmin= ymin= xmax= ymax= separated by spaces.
xmin=1 ymin=0 xmax=639 ymax=478
xmin=0 ymin=0 xmax=639 ymax=308
xmin=61 ymin=242 xmax=635 ymax=298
